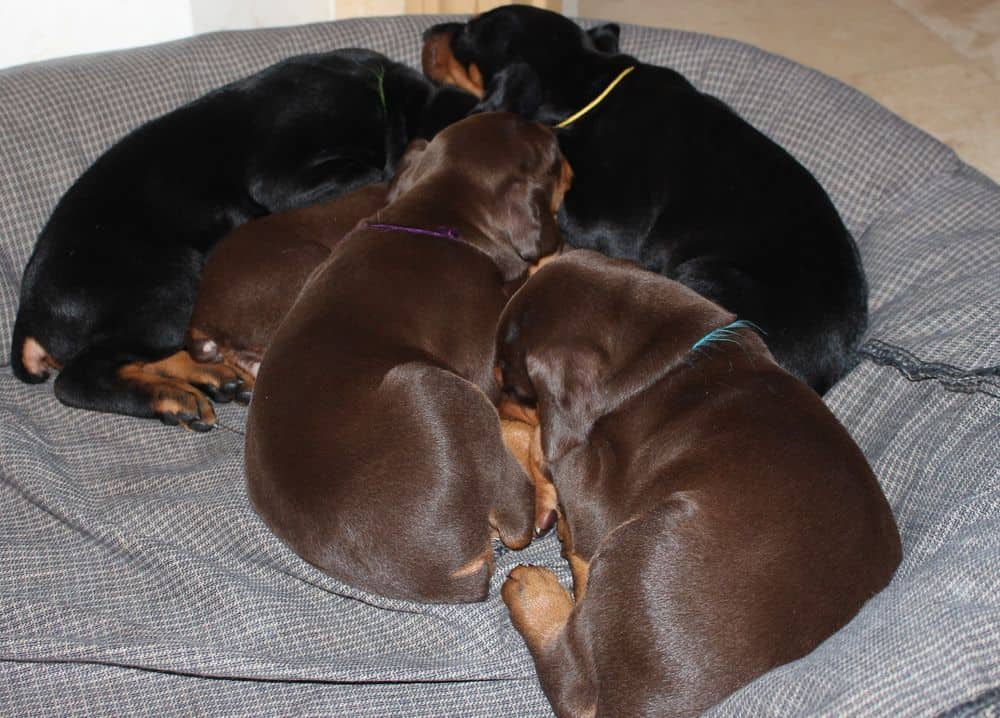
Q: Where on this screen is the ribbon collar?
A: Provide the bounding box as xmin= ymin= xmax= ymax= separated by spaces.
xmin=553 ymin=65 xmax=636 ymax=129
xmin=365 ymin=222 xmax=460 ymax=241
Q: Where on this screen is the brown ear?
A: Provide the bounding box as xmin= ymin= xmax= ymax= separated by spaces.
xmin=497 ymin=179 xmax=565 ymax=263
xmin=387 ymin=138 xmax=429 ymax=202
xmin=526 ymin=346 xmax=604 ymax=461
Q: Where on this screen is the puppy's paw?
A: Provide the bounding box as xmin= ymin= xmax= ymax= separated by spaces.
xmin=120 ymin=353 xmax=225 ymax=431
xmin=182 ymin=359 xmax=249 ymax=405
xmin=148 ymin=382 xmax=217 ymax=432
xmin=502 ymin=565 xmax=574 ymax=651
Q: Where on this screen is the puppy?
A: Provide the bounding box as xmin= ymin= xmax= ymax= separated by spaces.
xmin=495 ymin=250 xmax=901 ymax=717
xmin=245 ymin=112 xmax=573 ymax=603
xmin=186 ymin=182 xmax=389 ymax=386
xmin=11 ymin=48 xmax=476 ymax=430
xmin=425 ymin=7 xmax=867 ymax=395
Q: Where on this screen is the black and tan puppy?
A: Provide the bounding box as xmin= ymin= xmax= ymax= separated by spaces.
xmin=186 ymin=182 xmax=390 ymax=387
xmin=245 ymin=112 xmax=572 ymax=603
xmin=425 ymin=6 xmax=867 ymax=395
xmin=495 ymin=250 xmax=901 ymax=717
xmin=11 ymin=48 xmax=476 ymax=430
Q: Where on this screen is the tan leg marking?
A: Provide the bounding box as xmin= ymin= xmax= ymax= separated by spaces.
xmin=118 ymin=350 xmax=254 ymax=429
xmin=451 ymin=545 xmax=495 ymax=579
xmin=529 ymin=424 xmax=559 ymax=533
xmin=502 ymin=565 xmax=574 ymax=653
xmin=501 ymin=418 xmax=533 ymax=474
xmin=567 ymin=552 xmax=591 ymax=603
xmin=120 ymin=362 xmax=218 ymax=429
xmin=553 ymin=511 xmax=591 ymax=602
xmin=497 ymin=397 xmax=538 ymax=425
xmin=21 ymin=337 xmax=62 ymax=377
xmin=141 ymin=350 xmax=243 ymax=390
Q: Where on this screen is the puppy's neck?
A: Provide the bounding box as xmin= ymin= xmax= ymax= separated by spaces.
xmin=371 ymin=180 xmax=531 ymax=283
xmin=542 ymin=54 xmax=636 ymax=123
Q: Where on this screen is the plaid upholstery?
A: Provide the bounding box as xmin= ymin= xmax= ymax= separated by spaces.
xmin=1 ymin=14 xmax=997 ymax=718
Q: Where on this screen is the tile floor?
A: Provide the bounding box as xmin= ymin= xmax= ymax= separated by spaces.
xmin=577 ymin=0 xmax=1000 ymax=182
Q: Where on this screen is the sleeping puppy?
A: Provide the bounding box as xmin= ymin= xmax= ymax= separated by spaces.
xmin=11 ymin=48 xmax=476 ymax=430
xmin=186 ymin=182 xmax=389 ymax=388
xmin=245 ymin=112 xmax=573 ymax=602
xmin=424 ymin=6 xmax=867 ymax=395
xmin=495 ymin=250 xmax=901 ymax=717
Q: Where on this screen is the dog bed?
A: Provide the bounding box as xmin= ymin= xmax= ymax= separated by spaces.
xmin=0 ymin=14 xmax=997 ymax=717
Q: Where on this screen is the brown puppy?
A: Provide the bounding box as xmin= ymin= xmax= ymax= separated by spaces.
xmin=186 ymin=183 xmax=389 ymax=385
xmin=495 ymin=250 xmax=901 ymax=717
xmin=246 ymin=112 xmax=572 ymax=603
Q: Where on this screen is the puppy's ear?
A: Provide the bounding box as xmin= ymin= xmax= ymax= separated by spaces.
xmin=475 ymin=61 xmax=545 ymax=118
xmin=527 ymin=346 xmax=604 ymax=461
xmin=386 ymin=138 xmax=429 ymax=202
xmin=493 ymin=180 xmax=558 ymax=266
xmin=587 ymin=23 xmax=621 ymax=53
xmin=497 ymin=154 xmax=571 ymax=263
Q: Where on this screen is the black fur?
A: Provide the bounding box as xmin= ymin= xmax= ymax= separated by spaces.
xmin=427 ymin=8 xmax=867 ymax=394
xmin=11 ymin=48 xmax=476 ymax=420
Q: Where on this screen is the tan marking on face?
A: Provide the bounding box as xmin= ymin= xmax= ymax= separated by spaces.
xmin=551 ymin=157 xmax=574 ymax=213
xmin=447 ymin=58 xmax=485 ymax=98
xmin=421 ymin=30 xmax=485 ymax=98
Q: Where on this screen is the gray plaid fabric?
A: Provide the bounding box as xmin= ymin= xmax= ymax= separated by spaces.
xmin=1 ymin=14 xmax=998 ymax=718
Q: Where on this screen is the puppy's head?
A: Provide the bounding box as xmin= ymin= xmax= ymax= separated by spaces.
xmin=423 ymin=7 xmax=620 ymax=116
xmin=496 ymin=250 xmax=736 ymax=460
xmin=387 ymin=111 xmax=572 ymax=280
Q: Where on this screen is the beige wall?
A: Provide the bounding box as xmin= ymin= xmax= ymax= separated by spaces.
xmin=1 ymin=0 xmax=566 ymax=69
xmin=339 ymin=0 xmax=561 ymax=16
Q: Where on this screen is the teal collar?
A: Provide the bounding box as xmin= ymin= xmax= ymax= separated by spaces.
xmin=690 ymin=319 xmax=765 ymax=353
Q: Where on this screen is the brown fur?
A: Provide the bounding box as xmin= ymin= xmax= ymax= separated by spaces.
xmin=245 ymin=113 xmax=571 ymax=603
xmin=186 ymin=183 xmax=390 ymax=384
xmin=496 ymin=250 xmax=901 ymax=717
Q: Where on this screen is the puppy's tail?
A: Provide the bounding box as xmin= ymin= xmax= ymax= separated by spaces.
xmin=10 ymin=314 xmax=53 ymax=384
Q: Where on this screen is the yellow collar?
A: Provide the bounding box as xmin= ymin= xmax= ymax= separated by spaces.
xmin=553 ymin=65 xmax=636 ymax=129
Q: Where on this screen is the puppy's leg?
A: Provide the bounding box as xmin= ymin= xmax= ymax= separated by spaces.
xmin=498 ymin=398 xmax=557 ymax=534
xmin=489 ymin=441 xmax=537 ymax=551
xmin=53 ymin=346 xmax=244 ymax=430
xmin=503 ymin=566 xmax=597 ymax=718
xmin=186 ymin=328 xmax=257 ymax=401
xmin=528 ymin=424 xmax=559 ymax=534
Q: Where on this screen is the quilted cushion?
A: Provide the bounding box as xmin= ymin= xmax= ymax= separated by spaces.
xmin=0 ymin=14 xmax=997 ymax=718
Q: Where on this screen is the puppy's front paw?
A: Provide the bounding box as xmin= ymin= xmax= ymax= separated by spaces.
xmin=502 ymin=565 xmax=574 ymax=651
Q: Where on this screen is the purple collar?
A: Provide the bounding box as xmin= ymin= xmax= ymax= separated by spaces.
xmin=365 ymin=221 xmax=460 ymax=241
